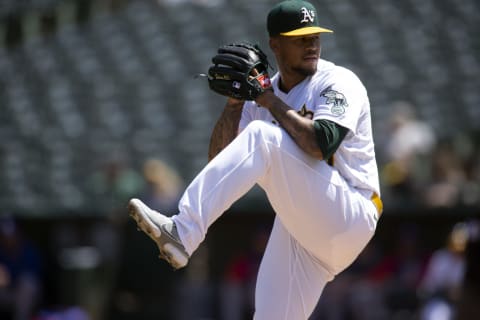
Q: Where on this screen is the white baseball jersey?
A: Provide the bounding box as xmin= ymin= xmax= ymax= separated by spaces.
xmin=240 ymin=58 xmax=380 ymax=197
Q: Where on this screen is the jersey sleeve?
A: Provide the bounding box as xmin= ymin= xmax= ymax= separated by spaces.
xmin=312 ymin=69 xmax=368 ymax=134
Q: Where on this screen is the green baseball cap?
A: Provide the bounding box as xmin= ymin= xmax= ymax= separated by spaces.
xmin=267 ymin=0 xmax=333 ymax=37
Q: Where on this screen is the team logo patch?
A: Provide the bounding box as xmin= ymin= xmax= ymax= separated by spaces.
xmin=300 ymin=7 xmax=315 ymax=23
xmin=321 ymin=87 xmax=348 ymax=116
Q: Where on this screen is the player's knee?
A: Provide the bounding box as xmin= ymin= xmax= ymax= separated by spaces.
xmin=246 ymin=120 xmax=269 ymax=131
xmin=245 ymin=120 xmax=286 ymax=149
xmin=245 ymin=120 xmax=278 ymax=140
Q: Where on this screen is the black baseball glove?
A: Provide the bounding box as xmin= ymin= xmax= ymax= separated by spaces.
xmin=207 ymin=42 xmax=272 ymax=101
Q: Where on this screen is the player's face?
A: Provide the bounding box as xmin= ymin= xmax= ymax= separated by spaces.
xmin=271 ymin=34 xmax=321 ymax=77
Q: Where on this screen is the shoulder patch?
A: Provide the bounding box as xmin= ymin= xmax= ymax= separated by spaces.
xmin=320 ymin=87 xmax=348 ymax=116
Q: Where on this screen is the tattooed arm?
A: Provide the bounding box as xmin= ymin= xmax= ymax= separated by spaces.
xmin=256 ymin=90 xmax=324 ymax=160
xmin=208 ymin=98 xmax=244 ymax=161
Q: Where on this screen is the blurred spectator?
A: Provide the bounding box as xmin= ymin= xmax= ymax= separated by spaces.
xmin=384 ymin=102 xmax=437 ymax=161
xmin=0 ymin=216 xmax=43 ymax=320
xmin=381 ymin=101 xmax=437 ymax=206
xmin=139 ymin=158 xmax=184 ymax=214
xmin=87 ymin=157 xmax=144 ymax=211
xmin=418 ymin=222 xmax=468 ymax=320
xmin=422 ymin=142 xmax=466 ymax=208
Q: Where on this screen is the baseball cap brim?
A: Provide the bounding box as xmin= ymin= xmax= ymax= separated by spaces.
xmin=280 ymin=26 xmax=333 ymax=36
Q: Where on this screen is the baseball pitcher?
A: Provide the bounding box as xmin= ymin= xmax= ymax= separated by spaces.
xmin=128 ymin=0 xmax=382 ymax=319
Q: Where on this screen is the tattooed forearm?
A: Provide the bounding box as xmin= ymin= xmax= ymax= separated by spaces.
xmin=208 ymin=100 xmax=244 ymax=161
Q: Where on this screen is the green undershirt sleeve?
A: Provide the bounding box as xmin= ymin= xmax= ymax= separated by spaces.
xmin=313 ymin=119 xmax=349 ymax=160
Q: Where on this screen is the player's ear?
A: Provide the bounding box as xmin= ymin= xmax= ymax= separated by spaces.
xmin=269 ymin=37 xmax=279 ymax=53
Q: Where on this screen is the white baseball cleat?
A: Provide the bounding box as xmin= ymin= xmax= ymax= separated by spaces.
xmin=128 ymin=198 xmax=189 ymax=269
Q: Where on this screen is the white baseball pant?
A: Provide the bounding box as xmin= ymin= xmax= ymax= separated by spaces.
xmin=172 ymin=120 xmax=378 ymax=319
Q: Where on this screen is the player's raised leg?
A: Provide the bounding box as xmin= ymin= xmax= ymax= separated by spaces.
xmin=129 ymin=119 xmax=375 ymax=274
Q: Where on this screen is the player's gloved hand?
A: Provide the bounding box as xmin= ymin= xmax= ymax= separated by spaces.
xmin=208 ymin=42 xmax=272 ymax=101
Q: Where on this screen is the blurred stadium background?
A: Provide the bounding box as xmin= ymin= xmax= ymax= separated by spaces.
xmin=0 ymin=0 xmax=479 ymax=319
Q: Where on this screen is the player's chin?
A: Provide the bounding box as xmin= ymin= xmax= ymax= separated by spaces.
xmin=304 ymin=56 xmax=319 ymax=68
xmin=295 ymin=62 xmax=317 ymax=76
